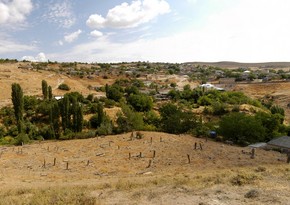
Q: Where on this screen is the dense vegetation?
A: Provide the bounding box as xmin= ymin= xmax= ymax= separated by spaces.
xmin=0 ymin=59 xmax=289 ymax=146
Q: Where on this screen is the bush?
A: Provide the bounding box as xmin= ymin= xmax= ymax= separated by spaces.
xmin=219 ymin=112 xmax=266 ymax=145
xmin=212 ymin=102 xmax=227 ymax=115
xmin=58 ymin=83 xmax=70 ymax=91
xmin=159 ymin=103 xmax=198 ymax=134
xmin=128 ymin=94 xmax=153 ymax=112
xmin=96 ymin=117 xmax=113 ymax=136
xmin=14 ymin=133 xmax=30 ymax=146
xmin=231 ymin=173 xmax=259 ymax=186
xmin=0 ymin=136 xmax=14 ymax=145
xmin=136 ymin=131 xmax=144 ymax=139
xmin=244 ymin=189 xmax=259 ymax=198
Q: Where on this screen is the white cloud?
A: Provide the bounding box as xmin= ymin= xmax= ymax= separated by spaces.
xmin=0 ymin=0 xmax=33 ymax=24
xmin=50 ymin=0 xmax=290 ymax=63
xmin=58 ymin=40 xmax=63 ymax=46
xmin=64 ymin=29 xmax=82 ymax=43
xmin=0 ymin=34 xmax=35 ymax=54
xmin=22 ymin=52 xmax=48 ymax=62
xmin=86 ymin=0 xmax=170 ymax=29
xmin=90 ymin=30 xmax=103 ymax=38
xmin=43 ymin=0 xmax=75 ymax=28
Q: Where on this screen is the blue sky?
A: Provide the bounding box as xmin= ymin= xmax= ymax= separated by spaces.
xmin=1 ymin=0 xmax=290 ymax=63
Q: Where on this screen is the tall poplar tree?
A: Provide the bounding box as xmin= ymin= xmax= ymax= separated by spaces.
xmin=42 ymin=80 xmax=48 ymax=100
xmin=59 ymin=95 xmax=70 ymax=132
xmin=48 ymin=86 xmax=53 ymax=101
xmin=49 ymin=101 xmax=60 ymax=139
xmin=11 ymin=83 xmax=24 ymax=133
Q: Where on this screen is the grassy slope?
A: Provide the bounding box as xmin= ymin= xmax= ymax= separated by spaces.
xmin=0 ymin=132 xmax=289 ymax=204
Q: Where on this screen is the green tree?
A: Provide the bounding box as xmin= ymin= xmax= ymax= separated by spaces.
xmin=11 ymin=83 xmax=24 ymax=133
xmin=58 ymin=83 xmax=70 ymax=91
xmin=116 ymin=103 xmax=144 ymax=133
xmin=23 ymin=95 xmax=39 ymax=111
xmin=127 ymin=94 xmax=153 ymax=112
xmin=219 ymin=112 xmax=266 ymax=145
xmin=97 ymin=103 xmax=104 ymax=126
xmin=105 ymin=84 xmax=123 ymax=102
xmin=96 ymin=116 xmax=113 ymax=135
xmin=49 ymin=101 xmax=60 ymax=139
xmin=159 ymin=103 xmax=197 ymax=134
xmin=42 ymin=80 xmax=48 ymax=100
xmin=125 ymin=86 xmax=140 ymax=96
xmin=48 ymin=86 xmax=53 ymax=100
xmin=255 ymin=112 xmax=284 ymax=141
xmin=59 ymin=95 xmax=70 ymax=131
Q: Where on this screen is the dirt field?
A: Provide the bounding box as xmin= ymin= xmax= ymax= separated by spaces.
xmin=0 ymin=63 xmax=114 ymax=108
xmin=0 ymin=132 xmax=289 ymax=204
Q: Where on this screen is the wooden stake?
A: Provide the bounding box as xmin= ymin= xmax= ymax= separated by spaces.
xmin=86 ymin=160 xmax=90 ymax=166
xmin=139 ymin=152 xmax=142 ymax=158
xmin=187 ymin=154 xmax=191 ymax=164
xmin=153 ymin=150 xmax=156 ymax=158
xmin=199 ymin=143 xmax=203 ymax=150
xmin=251 ymin=148 xmax=255 ymax=159
xmin=43 ymin=159 xmax=46 ymax=168
xmin=66 ymin=162 xmax=69 ymax=170
xmin=150 ymin=137 xmax=153 ymax=144
xmin=194 ymin=142 xmax=197 ymax=150
xmin=129 ymin=153 xmax=131 ymax=160
xmin=147 ymin=160 xmax=152 ymax=168
xmin=53 ymin=158 xmax=56 ymax=166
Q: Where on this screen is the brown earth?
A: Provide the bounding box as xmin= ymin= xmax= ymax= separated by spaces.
xmin=0 ymin=63 xmax=114 ymax=108
xmin=233 ymin=82 xmax=290 ymax=123
xmin=0 ymin=132 xmax=289 ymax=204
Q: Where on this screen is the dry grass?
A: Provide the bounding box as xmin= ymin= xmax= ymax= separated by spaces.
xmin=0 ymin=164 xmax=289 ymax=204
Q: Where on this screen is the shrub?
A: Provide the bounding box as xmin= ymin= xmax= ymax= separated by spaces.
xmin=58 ymin=83 xmax=70 ymax=91
xmin=128 ymin=94 xmax=153 ymax=112
xmin=96 ymin=117 xmax=113 ymax=136
xmin=14 ymin=133 xmax=30 ymax=146
xmin=244 ymin=189 xmax=259 ymax=198
xmin=198 ymin=96 xmax=212 ymax=106
xmin=219 ymin=112 xmax=266 ymax=145
xmin=231 ymin=173 xmax=259 ymax=186
xmin=136 ymin=131 xmax=143 ymax=139
xmin=0 ymin=136 xmax=14 ymax=145
xmin=212 ymin=102 xmax=227 ymax=115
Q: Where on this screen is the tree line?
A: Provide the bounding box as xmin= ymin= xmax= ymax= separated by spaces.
xmin=0 ymin=79 xmax=288 ymax=146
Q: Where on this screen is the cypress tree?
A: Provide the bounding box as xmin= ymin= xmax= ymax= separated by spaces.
xmin=49 ymin=102 xmax=60 ymax=139
xmin=42 ymin=80 xmax=48 ymax=100
xmin=11 ymin=83 xmax=24 ymax=133
xmin=97 ymin=103 xmax=104 ymax=126
xmin=60 ymin=95 xmax=70 ymax=132
xmin=48 ymin=86 xmax=53 ymax=101
xmin=71 ymin=96 xmax=78 ymax=132
xmin=76 ymin=105 xmax=83 ymax=132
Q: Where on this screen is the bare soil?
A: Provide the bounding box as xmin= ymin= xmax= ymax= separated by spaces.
xmin=0 ymin=63 xmax=114 ymax=107
xmin=0 ymin=132 xmax=289 ymax=204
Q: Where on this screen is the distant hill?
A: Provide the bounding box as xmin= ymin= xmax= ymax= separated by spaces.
xmin=185 ymin=61 xmax=290 ymax=69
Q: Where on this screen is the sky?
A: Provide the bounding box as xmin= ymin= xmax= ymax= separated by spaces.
xmin=1 ymin=0 xmax=290 ymax=63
